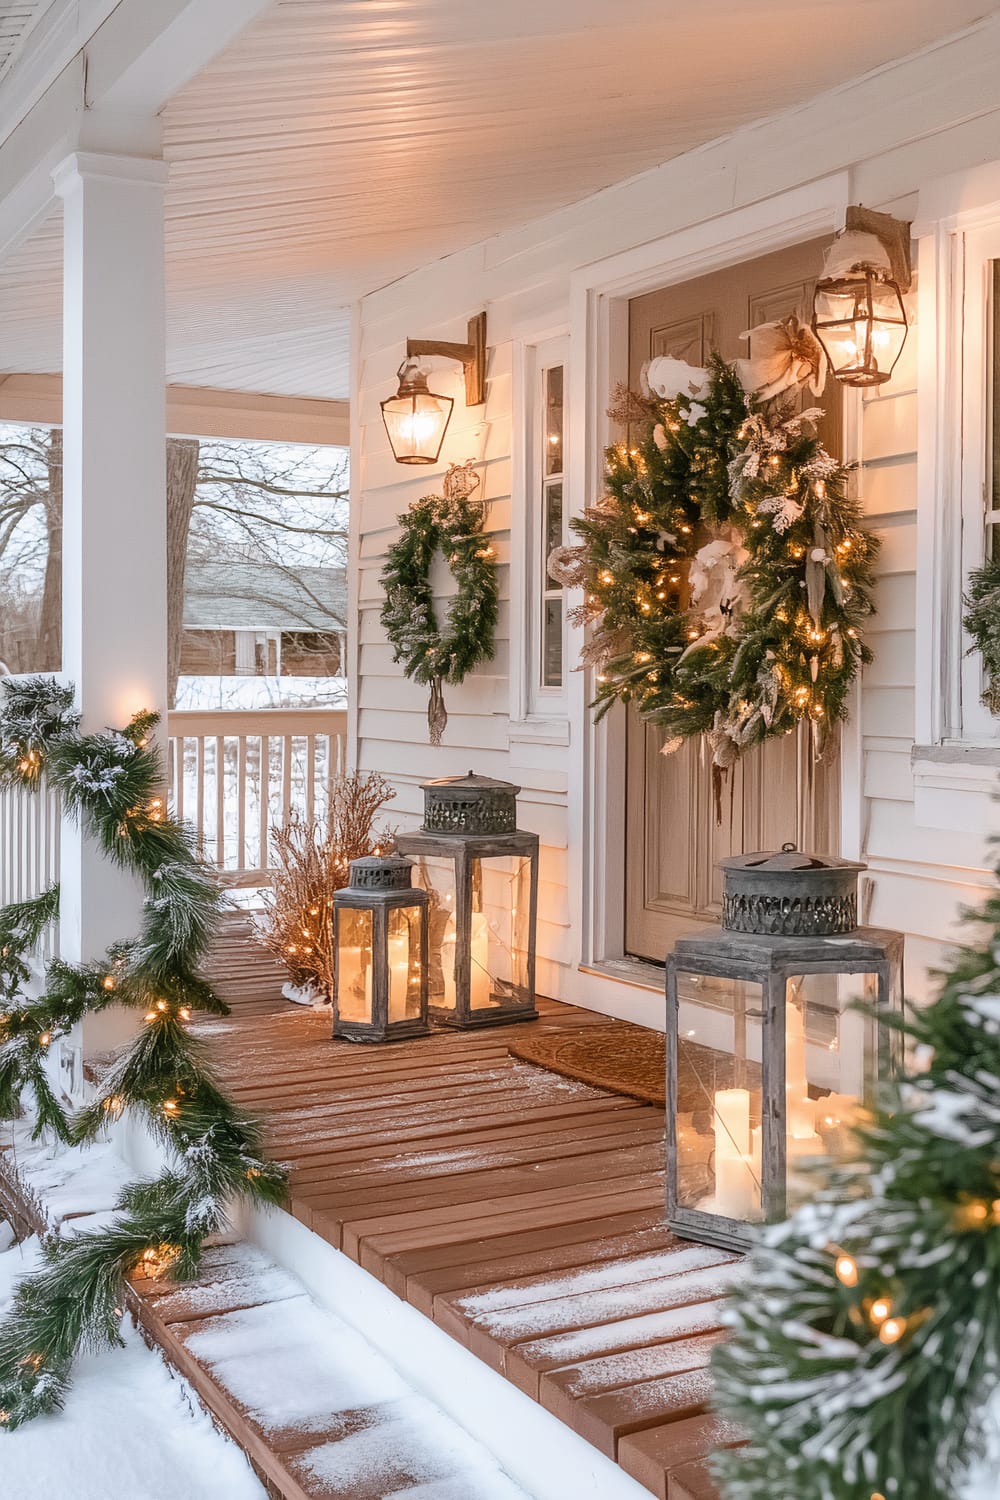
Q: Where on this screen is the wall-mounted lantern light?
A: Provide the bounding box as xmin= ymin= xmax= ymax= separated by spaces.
xmin=381 ymin=313 xmax=487 ymax=465
xmin=812 ymin=206 xmax=911 ymax=389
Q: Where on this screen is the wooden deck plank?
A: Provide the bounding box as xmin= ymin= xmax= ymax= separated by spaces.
xmin=617 ymin=1414 xmax=746 ymax=1500
xmin=196 ymin=984 xmax=742 ymax=1496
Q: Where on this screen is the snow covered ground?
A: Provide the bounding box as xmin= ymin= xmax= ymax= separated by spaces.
xmin=0 ymin=1229 xmax=268 ymax=1500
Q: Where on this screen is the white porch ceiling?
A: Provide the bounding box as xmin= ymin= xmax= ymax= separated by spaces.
xmin=0 ymin=0 xmax=995 ymax=402
xmin=0 ymin=1 xmax=57 ymax=84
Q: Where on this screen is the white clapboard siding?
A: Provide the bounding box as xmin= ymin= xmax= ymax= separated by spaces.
xmin=355 ymin=28 xmax=1000 ymax=1007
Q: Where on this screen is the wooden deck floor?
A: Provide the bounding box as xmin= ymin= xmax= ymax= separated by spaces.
xmin=202 ymin=979 xmax=744 ymax=1500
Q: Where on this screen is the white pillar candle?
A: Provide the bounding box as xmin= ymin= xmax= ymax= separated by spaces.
xmin=441 ymin=917 xmax=457 ymax=1009
xmin=387 ymin=929 xmax=410 ymax=1022
xmin=714 ymin=1152 xmax=757 ymax=1219
xmin=470 ymin=911 xmax=491 ymax=1009
xmin=711 ymin=1088 xmax=756 ymax=1218
xmin=714 ymin=1088 xmax=751 ymax=1159
xmin=337 ymin=947 xmax=371 ymax=1022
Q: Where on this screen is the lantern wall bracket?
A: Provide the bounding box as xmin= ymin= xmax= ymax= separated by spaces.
xmin=406 ymin=312 xmax=487 ymax=407
xmin=844 ymin=205 xmax=912 ymax=292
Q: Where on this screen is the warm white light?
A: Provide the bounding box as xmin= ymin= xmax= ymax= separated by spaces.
xmin=835 ymin=1254 xmax=858 ymax=1287
xmin=381 ymin=358 xmax=453 ymax=465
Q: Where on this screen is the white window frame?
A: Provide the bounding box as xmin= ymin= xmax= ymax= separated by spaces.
xmin=914 ymin=162 xmax=1000 ymax=823
xmin=510 ymin=333 xmax=571 ymax=733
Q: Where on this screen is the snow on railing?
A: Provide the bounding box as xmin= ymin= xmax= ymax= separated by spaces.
xmin=0 ymin=776 xmax=60 ymax=960
xmin=166 ymin=707 xmax=348 ymax=886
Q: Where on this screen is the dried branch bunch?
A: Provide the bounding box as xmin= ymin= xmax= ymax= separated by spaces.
xmin=255 ymin=771 xmax=397 ymax=999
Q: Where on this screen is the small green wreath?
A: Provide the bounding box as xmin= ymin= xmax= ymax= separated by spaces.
xmin=381 ymin=471 xmax=498 ymax=744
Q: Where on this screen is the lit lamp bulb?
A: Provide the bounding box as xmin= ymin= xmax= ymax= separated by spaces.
xmin=869 ymin=1297 xmax=892 ymax=1326
xmin=878 ymin=1316 xmax=907 ymax=1345
xmin=835 ymin=1254 xmax=858 ymax=1287
xmin=102 ymin=975 xmax=116 ymax=992
xmin=380 ymin=358 xmax=453 ymax=465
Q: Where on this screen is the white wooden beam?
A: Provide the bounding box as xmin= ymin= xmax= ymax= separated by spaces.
xmin=54 ymin=149 xmax=169 ymax=1055
xmin=0 ymin=373 xmax=350 ymax=446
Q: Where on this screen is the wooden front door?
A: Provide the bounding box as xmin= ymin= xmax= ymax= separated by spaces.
xmin=624 ymin=238 xmax=841 ymax=962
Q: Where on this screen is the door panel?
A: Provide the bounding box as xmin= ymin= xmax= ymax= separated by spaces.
xmin=624 ymin=237 xmax=841 ymax=962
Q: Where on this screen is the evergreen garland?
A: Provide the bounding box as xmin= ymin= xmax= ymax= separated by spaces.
xmin=0 ymin=676 xmax=286 ymax=1429
xmin=963 ymin=555 xmax=1000 ymax=715
xmin=380 ymin=491 xmax=498 ymax=744
xmin=712 ymin=873 xmax=1000 ymax=1500
xmin=559 ymin=356 xmax=879 ymax=775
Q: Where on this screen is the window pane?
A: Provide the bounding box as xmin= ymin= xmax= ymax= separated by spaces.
xmin=545 ymin=366 xmax=564 ymax=476
xmin=542 ymin=598 xmax=563 ymax=687
xmin=544 ymin=482 xmax=563 ymax=588
xmin=993 ymin=261 xmax=1000 ymax=511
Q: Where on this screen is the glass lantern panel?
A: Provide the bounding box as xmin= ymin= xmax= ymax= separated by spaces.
xmin=336 ymin=907 xmax=373 ymax=1023
xmin=387 ymin=904 xmax=423 ymax=1022
xmin=783 ymin=971 xmax=878 ymax=1209
xmin=381 ymin=391 xmax=452 ymax=464
xmin=408 ymin=855 xmax=458 ymax=1008
xmin=471 ymin=855 xmax=531 ymax=1009
xmin=675 ymin=972 xmax=764 ymax=1222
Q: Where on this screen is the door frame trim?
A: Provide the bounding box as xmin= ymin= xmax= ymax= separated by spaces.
xmin=564 ymin=172 xmax=859 ymax=985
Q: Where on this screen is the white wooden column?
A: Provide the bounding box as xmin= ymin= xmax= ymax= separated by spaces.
xmin=53 ymin=150 xmax=168 ymax=1054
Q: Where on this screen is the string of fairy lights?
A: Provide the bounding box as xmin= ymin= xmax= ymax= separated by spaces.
xmin=555 ymin=356 xmax=879 ymax=781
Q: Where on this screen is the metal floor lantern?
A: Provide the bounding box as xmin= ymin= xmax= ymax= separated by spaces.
xmin=396 ymin=772 xmax=539 ymax=1028
xmin=332 ymin=855 xmax=430 ymax=1043
xmin=666 ymin=847 xmax=903 ymax=1252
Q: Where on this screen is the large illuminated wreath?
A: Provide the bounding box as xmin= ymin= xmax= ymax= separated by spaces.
xmin=551 ymin=317 xmax=879 ymax=796
xmin=381 ymin=462 xmax=498 ymax=744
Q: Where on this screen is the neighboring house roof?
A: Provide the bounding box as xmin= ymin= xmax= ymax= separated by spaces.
xmin=184 ymin=562 xmax=347 ymax=632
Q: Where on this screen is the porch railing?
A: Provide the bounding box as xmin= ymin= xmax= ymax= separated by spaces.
xmin=0 ymin=776 xmax=61 ymax=961
xmin=0 ymin=707 xmax=345 ymax=913
xmin=166 ymin=707 xmax=348 ymax=886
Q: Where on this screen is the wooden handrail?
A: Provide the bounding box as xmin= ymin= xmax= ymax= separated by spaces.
xmin=167 ymin=707 xmax=347 ymax=737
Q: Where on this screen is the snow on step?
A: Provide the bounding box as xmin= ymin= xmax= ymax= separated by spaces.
xmin=0 ymin=1124 xmax=132 ymax=1228
xmin=182 ymin=1296 xmax=413 ymax=1433
xmin=290 ymin=1395 xmax=530 ymax=1499
xmin=145 ymin=1244 xmax=303 ymax=1320
xmin=382 ymin=1475 xmax=529 ymax=1499
xmin=512 ymin=1297 xmax=732 ymax=1368
xmin=552 ymin=1331 xmax=725 ymax=1399
xmin=459 ymin=1262 xmax=742 ymax=1342
xmin=455 ymin=1245 xmax=732 ymax=1316
xmin=180 ymin=1286 xmax=531 ymax=1497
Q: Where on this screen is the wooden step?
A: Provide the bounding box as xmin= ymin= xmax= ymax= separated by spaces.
xmin=192 ymin=983 xmax=744 ymax=1496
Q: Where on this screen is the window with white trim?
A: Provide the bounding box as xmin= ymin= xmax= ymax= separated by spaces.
xmin=539 ymin=361 xmax=566 ymax=692
xmin=954 ymin=224 xmax=1000 ymax=743
xmin=515 ymin=335 xmax=570 ymax=723
xmin=911 ymin=178 xmax=1000 ymax=825
xmin=959 ymin=245 xmax=1000 ymax=738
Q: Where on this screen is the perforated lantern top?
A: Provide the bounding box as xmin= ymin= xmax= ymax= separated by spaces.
xmin=347 ymin=854 xmax=416 ymax=892
xmin=420 ymin=771 xmax=520 ymax=836
xmin=719 ymin=844 xmax=866 ymax=936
